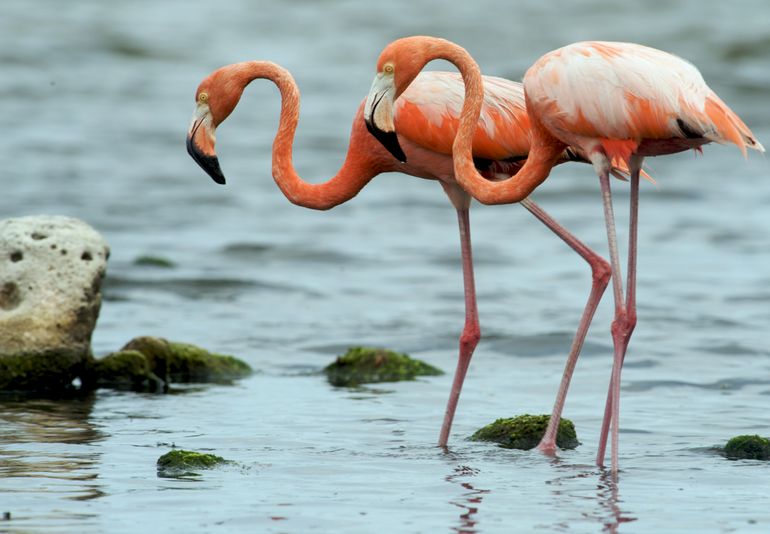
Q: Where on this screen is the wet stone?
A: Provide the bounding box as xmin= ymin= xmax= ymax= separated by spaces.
xmin=121 ymin=336 xmax=251 ymax=384
xmin=724 ymin=435 xmax=770 ymax=460
xmin=156 ymin=449 xmax=230 ymax=478
xmin=0 ymin=215 xmax=109 ymax=392
xmin=323 ymin=346 xmax=443 ymax=387
xmin=92 ymin=350 xmax=164 ymax=392
xmin=470 ymin=414 xmax=579 ymax=450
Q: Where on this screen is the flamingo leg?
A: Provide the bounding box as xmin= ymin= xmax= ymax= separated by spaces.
xmin=518 ymin=199 xmax=611 ymax=455
xmin=438 ymin=206 xmax=481 ymax=447
xmin=595 ymin=164 xmax=640 ymax=474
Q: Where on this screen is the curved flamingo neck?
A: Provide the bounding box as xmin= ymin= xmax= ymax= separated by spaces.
xmin=449 ymin=58 xmax=567 ymax=205
xmin=237 ymin=61 xmax=381 ymax=211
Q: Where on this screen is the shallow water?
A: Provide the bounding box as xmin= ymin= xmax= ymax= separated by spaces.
xmin=2 ymin=0 xmax=770 ymax=532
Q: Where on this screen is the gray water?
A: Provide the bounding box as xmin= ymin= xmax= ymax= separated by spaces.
xmin=2 ymin=0 xmax=770 ymax=532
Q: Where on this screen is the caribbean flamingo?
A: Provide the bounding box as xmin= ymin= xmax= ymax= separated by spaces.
xmin=186 ymin=60 xmax=613 ymax=449
xmin=369 ymin=36 xmax=763 ymax=472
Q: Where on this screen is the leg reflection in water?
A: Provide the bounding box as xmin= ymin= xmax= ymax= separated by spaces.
xmin=445 ymin=465 xmax=490 ymax=534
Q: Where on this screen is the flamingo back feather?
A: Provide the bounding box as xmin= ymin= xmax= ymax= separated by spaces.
xmin=524 ymin=41 xmax=764 ymax=164
xmin=395 ymin=72 xmax=533 ymax=161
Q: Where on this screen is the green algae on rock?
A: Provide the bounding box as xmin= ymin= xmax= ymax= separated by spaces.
xmin=0 ymin=348 xmax=87 ymax=392
xmin=323 ymin=347 xmax=443 ymax=387
xmin=92 ymin=350 xmax=164 ymax=392
xmin=724 ymin=434 xmax=770 ymax=460
xmin=470 ymin=414 xmax=579 ymax=450
xmin=119 ymin=336 xmax=251 ymax=384
xmin=121 ymin=336 xmax=170 ymax=385
xmin=133 ymin=255 xmax=176 ymax=268
xmin=167 ymin=341 xmax=251 ymax=383
xmin=156 ymin=449 xmax=230 ymax=477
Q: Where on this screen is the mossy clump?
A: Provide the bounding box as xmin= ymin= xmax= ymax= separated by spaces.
xmin=167 ymin=341 xmax=251 ymax=383
xmin=92 ymin=350 xmax=164 ymax=392
xmin=323 ymin=347 xmax=443 ymax=387
xmin=156 ymin=449 xmax=230 ymax=477
xmin=724 ymin=435 xmax=770 ymax=460
xmin=134 ymin=255 xmax=176 ymax=268
xmin=470 ymin=414 xmax=579 ymax=450
xmin=121 ymin=336 xmax=170 ymax=384
xmin=0 ymin=348 xmax=86 ymax=392
xmin=118 ymin=336 xmax=250 ymax=384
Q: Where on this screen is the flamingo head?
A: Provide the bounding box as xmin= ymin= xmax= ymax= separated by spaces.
xmin=364 ymin=37 xmax=437 ymax=163
xmin=186 ymin=65 xmax=247 ymax=185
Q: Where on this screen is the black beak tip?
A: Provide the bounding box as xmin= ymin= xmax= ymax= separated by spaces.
xmin=364 ymin=118 xmax=407 ymax=164
xmin=186 ymin=135 xmax=226 ymax=185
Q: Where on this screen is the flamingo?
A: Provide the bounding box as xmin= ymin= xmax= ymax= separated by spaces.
xmin=186 ymin=60 xmax=615 ymax=449
xmin=367 ymin=36 xmax=764 ymax=473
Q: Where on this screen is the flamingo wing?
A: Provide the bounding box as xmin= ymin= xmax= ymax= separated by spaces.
xmin=395 ymin=71 xmax=533 ymax=161
xmin=524 ymin=41 xmax=764 ymax=161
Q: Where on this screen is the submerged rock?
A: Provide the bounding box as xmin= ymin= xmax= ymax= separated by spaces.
xmin=121 ymin=336 xmax=170 ymax=385
xmin=92 ymin=350 xmax=164 ymax=392
xmin=0 ymin=216 xmax=109 ymax=391
xmin=724 ymin=434 xmax=770 ymax=460
xmin=470 ymin=414 xmax=579 ymax=450
xmin=156 ymin=449 xmax=230 ymax=477
xmin=323 ymin=346 xmax=443 ymax=387
xmin=167 ymin=341 xmax=251 ymax=383
xmin=133 ymin=255 xmax=175 ymax=268
xmin=120 ymin=336 xmax=251 ymax=384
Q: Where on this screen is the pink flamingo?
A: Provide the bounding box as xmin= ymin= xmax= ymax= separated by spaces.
xmin=186 ymin=60 xmax=614 ymax=448
xmin=366 ymin=36 xmax=763 ymax=472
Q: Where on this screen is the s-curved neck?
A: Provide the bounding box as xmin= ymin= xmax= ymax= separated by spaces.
xmin=240 ymin=61 xmax=381 ymax=211
xmin=441 ymin=47 xmax=566 ymax=205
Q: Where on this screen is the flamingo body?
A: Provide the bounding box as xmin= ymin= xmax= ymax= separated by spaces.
xmin=524 ymin=41 xmax=764 ymax=166
xmin=432 ymin=36 xmax=764 ymax=474
xmin=188 ymin=55 xmax=609 ymax=450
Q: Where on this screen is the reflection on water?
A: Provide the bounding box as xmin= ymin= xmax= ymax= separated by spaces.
xmin=446 ymin=465 xmax=490 ymax=534
xmin=594 ymin=469 xmax=637 ymax=534
xmin=545 ymin=464 xmax=638 ymax=533
xmin=0 ymin=395 xmax=105 ymax=503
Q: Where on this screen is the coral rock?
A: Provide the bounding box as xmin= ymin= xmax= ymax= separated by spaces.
xmin=0 ymin=216 xmax=109 ymax=391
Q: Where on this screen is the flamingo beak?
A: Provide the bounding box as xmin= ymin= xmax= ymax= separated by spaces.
xmin=364 ymin=72 xmax=407 ymax=163
xmin=186 ymin=107 xmax=226 ymax=185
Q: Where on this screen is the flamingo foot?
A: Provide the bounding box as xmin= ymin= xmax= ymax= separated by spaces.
xmin=536 ymin=441 xmax=558 ymax=456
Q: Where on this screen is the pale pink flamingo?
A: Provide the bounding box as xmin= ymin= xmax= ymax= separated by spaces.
xmin=186 ymin=60 xmax=614 ymax=449
xmin=369 ymin=37 xmax=763 ymax=473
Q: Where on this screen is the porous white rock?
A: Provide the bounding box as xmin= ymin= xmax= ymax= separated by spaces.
xmin=0 ymin=215 xmax=110 ymax=389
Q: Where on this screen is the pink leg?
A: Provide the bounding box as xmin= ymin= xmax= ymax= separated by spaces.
xmin=518 ymin=199 xmax=611 ymax=454
xmin=438 ymin=207 xmax=481 ymax=447
xmin=595 ymin=164 xmax=640 ymax=473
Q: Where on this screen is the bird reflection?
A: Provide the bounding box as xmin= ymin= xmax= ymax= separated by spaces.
xmin=445 ymin=465 xmax=490 ymax=534
xmin=595 ymin=468 xmax=637 ymax=533
xmin=546 ymin=464 xmax=637 ymax=532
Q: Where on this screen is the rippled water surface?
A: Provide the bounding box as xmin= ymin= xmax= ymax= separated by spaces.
xmin=2 ymin=0 xmax=770 ymax=532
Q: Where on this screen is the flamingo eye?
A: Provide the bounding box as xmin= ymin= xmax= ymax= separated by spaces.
xmin=383 ymin=64 xmax=394 ymax=74
xmin=198 ymin=92 xmax=209 ymax=103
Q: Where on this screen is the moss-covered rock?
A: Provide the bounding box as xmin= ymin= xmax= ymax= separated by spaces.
xmin=0 ymin=216 xmax=109 ymax=393
xmin=323 ymin=346 xmax=443 ymax=387
xmin=724 ymin=434 xmax=770 ymax=460
xmin=470 ymin=414 xmax=579 ymax=450
xmin=156 ymin=449 xmax=230 ymax=477
xmin=118 ymin=336 xmax=251 ymax=384
xmin=121 ymin=336 xmax=170 ymax=384
xmin=167 ymin=341 xmax=251 ymax=383
xmin=0 ymin=348 xmax=87 ymax=392
xmin=92 ymin=350 xmax=164 ymax=392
